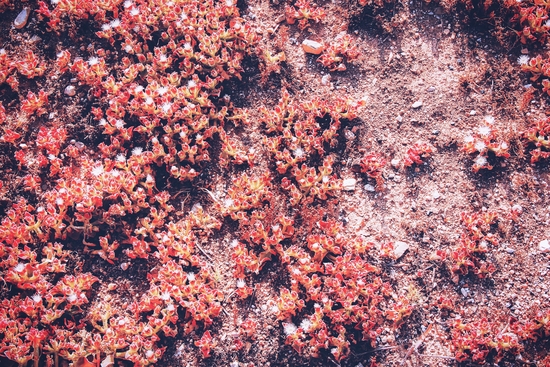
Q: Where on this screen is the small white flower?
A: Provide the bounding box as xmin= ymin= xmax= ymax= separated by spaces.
xmin=474 ymin=141 xmax=486 ymax=152
xmin=236 ymin=279 xmax=246 ymax=288
xmin=161 ymin=292 xmax=171 ymax=301
xmin=294 ymin=147 xmax=304 ymax=158
xmin=224 ymin=198 xmax=234 ymax=208
xmin=67 ymin=293 xmax=78 ymax=303
xmin=134 ymin=85 xmax=144 ymax=93
xmin=111 ymin=169 xmax=120 ymax=177
xmin=56 ymin=197 xmax=64 ymax=206
xmin=478 ymin=125 xmax=492 ymax=136
xmin=32 ymin=294 xmax=42 ymax=303
xmin=146 ymin=174 xmax=154 ymax=183
xmin=99 ymin=118 xmax=107 ymax=126
xmin=91 ymin=165 xmax=104 ymax=176
xmin=116 ymin=154 xmax=126 ymax=162
xmin=124 ymin=45 xmax=133 ymax=53
xmin=161 ymin=102 xmax=172 ymax=113
xmin=158 ymin=86 xmax=168 ymax=96
xmin=158 ymin=53 xmax=168 ymax=62
xmin=230 ymin=239 xmax=239 ymax=248
xmin=546 ymin=19 xmax=550 ymax=27
xmin=101 ymin=23 xmax=111 ymax=31
xmin=187 ymin=272 xmax=195 ymax=281
xmin=145 ymin=97 xmax=154 ymax=105
xmin=130 ymin=8 xmax=139 ymax=16
xmin=132 ymin=147 xmax=143 ymax=156
xmin=483 ymin=115 xmax=495 ymax=125
xmin=283 ymin=322 xmax=297 ymax=335
xmin=88 ymin=57 xmax=99 ymax=66
xmin=464 ymin=135 xmax=474 ymax=143
xmin=475 ymin=155 xmax=488 ymax=167
xmin=188 ymin=79 xmax=197 ymax=88
xmin=300 ymin=319 xmax=312 ymax=332
xmin=517 ymin=55 xmax=530 ymax=65
xmin=14 ymin=263 xmax=25 ymax=272
xmin=110 ymin=19 xmax=121 ymax=28
xmin=124 ymin=0 xmax=133 ymax=8
xmin=115 ymin=120 xmax=125 ymax=129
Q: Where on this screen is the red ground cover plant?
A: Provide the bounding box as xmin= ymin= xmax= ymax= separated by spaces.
xmin=1 ymin=0 xmax=550 ymax=366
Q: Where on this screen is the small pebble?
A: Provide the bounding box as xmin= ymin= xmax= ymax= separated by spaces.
xmin=432 ymin=129 xmax=439 ymax=135
xmin=539 ymin=239 xmax=550 ymax=252
xmin=344 ymin=129 xmax=356 ymax=140
xmin=14 ymin=8 xmax=31 ymax=29
xmin=321 ymin=74 xmax=331 ymax=86
xmin=342 ymin=178 xmax=356 ymax=191
xmin=64 ymin=85 xmax=76 ymax=96
xmin=302 ymin=39 xmax=324 ymax=54
xmin=504 ymin=247 xmax=515 ymax=254
xmin=364 ymin=184 xmax=375 ymax=192
xmin=470 ymin=110 xmax=476 ymax=116
xmin=461 ymin=288 xmax=469 ymax=297
xmin=391 ymin=158 xmax=400 ymax=168
xmin=411 ymin=100 xmax=423 ymax=109
xmin=393 ymin=241 xmax=409 ymax=259
xmin=396 ymin=115 xmax=403 ymax=123
xmin=427 ymin=86 xmax=435 ymax=92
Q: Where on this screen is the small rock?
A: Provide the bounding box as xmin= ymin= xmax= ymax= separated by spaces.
xmin=391 ymin=158 xmax=400 ymax=168
xmin=539 ymin=239 xmax=550 ymax=252
xmin=342 ymin=178 xmax=356 ymax=191
xmin=364 ymin=183 xmax=375 ymax=192
xmin=393 ymin=241 xmax=409 ymax=259
xmin=64 ymin=85 xmax=76 ymax=96
xmin=302 ymin=39 xmax=324 ymax=55
xmin=470 ymin=110 xmax=476 ymax=116
xmin=427 ymin=86 xmax=435 ymax=92
xmin=321 ymin=74 xmax=331 ymax=86
xmin=14 ymin=7 xmax=31 ymax=29
xmin=411 ymin=100 xmax=423 ymax=109
xmin=461 ymin=288 xmax=469 ymax=297
xmin=344 ymin=129 xmax=356 ymax=140
xmin=432 ymin=129 xmax=439 ymax=135
xmin=432 ymin=191 xmax=441 ymax=199
xmin=396 ymin=115 xmax=403 ymax=123
xmin=504 ymin=247 xmax=515 ymax=254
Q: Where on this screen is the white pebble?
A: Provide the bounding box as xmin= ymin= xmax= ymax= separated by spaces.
xmin=539 ymin=239 xmax=550 ymax=252
xmin=64 ymin=85 xmax=76 ymax=96
xmin=342 ymin=178 xmax=356 ymax=191
xmin=393 ymin=241 xmax=409 ymax=259
xmin=411 ymin=101 xmax=423 ymax=109
xmin=14 ymin=8 xmax=30 ymax=29
xmin=364 ymin=184 xmax=375 ymax=192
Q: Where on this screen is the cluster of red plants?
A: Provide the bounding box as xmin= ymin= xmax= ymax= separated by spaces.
xmin=285 ymin=0 xmax=326 ymax=30
xmin=522 ymin=117 xmax=550 ymax=163
xmin=461 ymin=118 xmax=510 ymax=172
xmin=317 ymin=34 xmax=361 ymax=72
xmin=450 ymin=308 xmax=550 ymax=364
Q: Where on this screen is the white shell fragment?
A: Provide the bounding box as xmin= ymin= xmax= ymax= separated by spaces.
xmin=342 ymin=178 xmax=356 ymax=191
xmin=14 ymin=8 xmax=31 ymax=29
xmin=539 ymin=239 xmax=550 ymax=252
xmin=393 ymin=241 xmax=409 ymax=259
